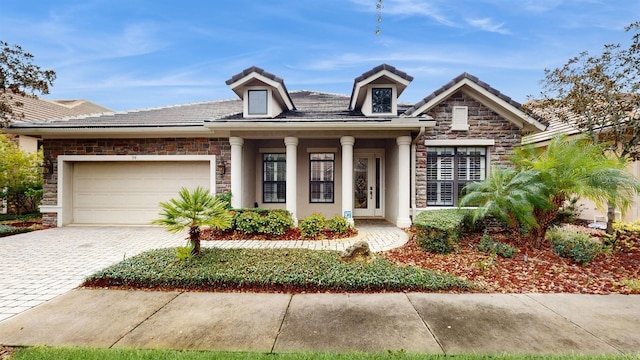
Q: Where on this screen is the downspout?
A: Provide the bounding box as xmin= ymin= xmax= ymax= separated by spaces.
xmin=411 ymin=126 xmax=426 ymax=223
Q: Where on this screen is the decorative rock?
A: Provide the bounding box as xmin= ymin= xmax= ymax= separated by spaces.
xmin=339 ymin=241 xmax=375 ymax=264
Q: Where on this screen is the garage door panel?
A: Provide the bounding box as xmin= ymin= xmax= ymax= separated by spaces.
xmin=72 ymin=161 xmax=211 ymax=225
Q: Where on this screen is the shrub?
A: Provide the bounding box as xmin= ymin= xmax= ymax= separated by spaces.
xmin=476 ymin=233 xmax=517 ymax=258
xmin=0 ymin=224 xmax=32 ymax=237
xmin=299 ymin=213 xmax=328 ymax=239
xmin=328 ymin=215 xmax=351 ymax=234
xmin=231 ymin=208 xmax=293 ymax=237
xmin=264 ymin=211 xmax=294 ymax=236
xmin=546 ymin=226 xmax=601 ymax=265
xmin=413 ymin=209 xmax=472 ymax=254
xmin=234 ymin=211 xmax=264 ymax=234
xmin=214 ymin=191 xmax=232 ymax=210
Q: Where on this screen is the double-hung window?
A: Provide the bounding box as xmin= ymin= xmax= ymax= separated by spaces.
xmin=263 ymin=153 xmax=286 ymax=203
xmin=426 ymin=147 xmax=486 ymax=206
xmin=309 ymin=153 xmax=335 ymax=203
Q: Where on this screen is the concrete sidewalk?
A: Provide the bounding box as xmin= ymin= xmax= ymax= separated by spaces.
xmin=0 ymin=289 xmax=638 ymax=355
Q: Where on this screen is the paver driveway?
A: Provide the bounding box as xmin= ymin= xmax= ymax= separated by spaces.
xmin=0 ymin=221 xmax=407 ymax=322
xmin=0 ymin=227 xmax=184 ymax=321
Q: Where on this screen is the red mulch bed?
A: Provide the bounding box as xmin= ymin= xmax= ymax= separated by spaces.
xmin=381 ymin=228 xmax=640 ymax=294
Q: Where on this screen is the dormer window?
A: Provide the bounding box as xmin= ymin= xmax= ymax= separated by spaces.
xmin=248 ymin=89 xmax=268 ymax=115
xmin=372 ymin=87 xmax=392 ymax=113
xmin=226 ymin=66 xmax=295 ymax=119
xmin=349 ymin=64 xmax=413 ymax=117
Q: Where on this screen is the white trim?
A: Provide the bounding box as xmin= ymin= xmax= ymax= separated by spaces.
xmin=307 ymin=147 xmax=338 ymax=153
xmin=47 ymin=154 xmax=217 ymax=227
xmin=405 ymin=78 xmax=545 ymax=132
xmin=425 ymin=139 xmax=495 ymax=146
xmin=259 ymin=147 xmax=286 ymax=153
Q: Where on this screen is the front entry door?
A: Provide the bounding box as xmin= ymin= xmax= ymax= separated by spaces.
xmin=353 ymin=152 xmax=383 ymax=217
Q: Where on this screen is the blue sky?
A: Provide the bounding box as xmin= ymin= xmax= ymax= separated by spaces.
xmin=1 ymin=0 xmax=639 ymax=111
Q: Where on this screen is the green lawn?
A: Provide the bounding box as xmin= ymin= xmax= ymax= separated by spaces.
xmin=83 ymin=247 xmax=469 ymax=292
xmin=11 ymin=347 xmax=638 ymax=360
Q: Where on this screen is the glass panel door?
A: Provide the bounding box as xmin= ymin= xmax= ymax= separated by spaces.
xmin=353 ymin=152 xmax=383 ymax=217
xmin=354 ymin=157 xmax=369 ymax=210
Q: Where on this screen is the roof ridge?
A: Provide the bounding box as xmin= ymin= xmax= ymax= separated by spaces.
xmin=290 ymin=89 xmax=350 ymax=97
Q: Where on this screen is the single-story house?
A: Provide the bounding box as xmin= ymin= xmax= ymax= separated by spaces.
xmin=5 ymin=64 xmax=546 ymax=228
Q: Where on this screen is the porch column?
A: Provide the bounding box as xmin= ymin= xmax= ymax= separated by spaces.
xmin=396 ymin=136 xmax=412 ymax=227
xmin=229 ymin=136 xmax=244 ymax=209
xmin=284 ymin=136 xmax=298 ymax=226
xmin=341 ymin=136 xmax=355 ymax=225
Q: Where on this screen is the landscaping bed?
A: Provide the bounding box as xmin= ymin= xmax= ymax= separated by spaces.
xmin=83 ymin=247 xmax=470 ymax=293
xmin=0 ymin=213 xmax=47 ymax=237
xmin=382 ymin=227 xmax=640 ymax=294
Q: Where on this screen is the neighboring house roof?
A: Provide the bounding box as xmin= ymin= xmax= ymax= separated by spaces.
xmin=521 ymin=103 xmax=581 ymax=145
xmin=4 ymin=92 xmax=112 ymax=123
xmin=403 ymin=72 xmax=547 ymax=132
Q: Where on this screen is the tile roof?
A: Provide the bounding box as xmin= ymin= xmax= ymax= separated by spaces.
xmin=402 ymin=72 xmax=525 ymax=116
xmin=225 ymin=66 xmax=295 ymax=110
xmin=352 ymin=64 xmax=414 ymax=84
xmin=9 ymin=98 xmax=243 ymax=128
xmin=3 ymin=92 xmax=112 ymax=123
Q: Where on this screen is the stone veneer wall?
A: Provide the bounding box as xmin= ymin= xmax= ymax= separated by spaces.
xmin=41 ymin=137 xmax=231 ymax=227
xmin=414 ymin=90 xmax=522 ymax=208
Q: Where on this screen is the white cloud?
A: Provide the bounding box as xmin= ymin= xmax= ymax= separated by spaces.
xmin=466 ymin=18 xmax=509 ymax=34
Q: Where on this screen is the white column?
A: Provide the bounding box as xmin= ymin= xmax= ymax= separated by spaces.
xmin=229 ymin=137 xmax=244 ymax=209
xmin=340 ymin=136 xmax=355 ymax=225
xmin=396 ymin=136 xmax=412 ymax=227
xmin=284 ymin=136 xmax=298 ymax=226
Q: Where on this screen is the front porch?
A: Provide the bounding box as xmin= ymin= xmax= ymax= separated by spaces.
xmin=226 ymin=134 xmax=415 ymax=227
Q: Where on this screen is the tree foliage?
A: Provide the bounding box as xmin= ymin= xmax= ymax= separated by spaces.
xmin=459 ymin=166 xmax=547 ymax=234
xmin=460 ymin=135 xmax=640 ymax=247
xmin=513 ymin=134 xmax=640 ymax=243
xmin=0 ymin=134 xmax=43 ymax=214
xmin=1 ymin=40 xmax=56 ymax=125
xmin=528 ymin=22 xmax=640 ymax=162
xmin=151 ymin=187 xmax=232 ymax=256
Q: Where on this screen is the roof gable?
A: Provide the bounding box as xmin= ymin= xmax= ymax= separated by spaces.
xmin=225 ymin=66 xmax=295 ymax=113
xmin=349 ymin=64 xmax=413 ymax=112
xmin=403 ymin=73 xmax=546 ymax=132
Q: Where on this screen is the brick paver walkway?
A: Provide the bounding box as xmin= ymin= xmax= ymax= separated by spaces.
xmin=0 ymin=220 xmax=407 ymax=322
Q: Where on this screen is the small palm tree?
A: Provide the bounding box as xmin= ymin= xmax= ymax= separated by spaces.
xmin=152 ymin=187 xmax=232 ymax=256
xmin=459 ymin=166 xmax=549 ymax=235
xmin=514 ymin=134 xmax=640 ymax=241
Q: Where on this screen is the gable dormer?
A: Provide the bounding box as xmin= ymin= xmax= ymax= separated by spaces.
xmin=349 ymin=64 xmax=413 ymax=117
xmin=225 ymin=66 xmax=295 ymax=118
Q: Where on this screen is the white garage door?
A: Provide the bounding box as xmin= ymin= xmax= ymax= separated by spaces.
xmin=72 ymin=161 xmax=210 ymax=225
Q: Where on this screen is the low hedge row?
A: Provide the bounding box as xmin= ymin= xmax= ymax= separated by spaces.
xmin=221 ymin=209 xmax=354 ymax=239
xmin=413 ymin=209 xmax=473 ymax=254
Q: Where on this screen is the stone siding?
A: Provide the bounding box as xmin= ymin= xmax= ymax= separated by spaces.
xmin=415 ymin=90 xmax=522 ymax=208
xmin=41 ymin=137 xmax=231 ymax=227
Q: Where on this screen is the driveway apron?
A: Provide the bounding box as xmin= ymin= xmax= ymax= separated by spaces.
xmin=0 ymin=226 xmax=184 ymax=321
